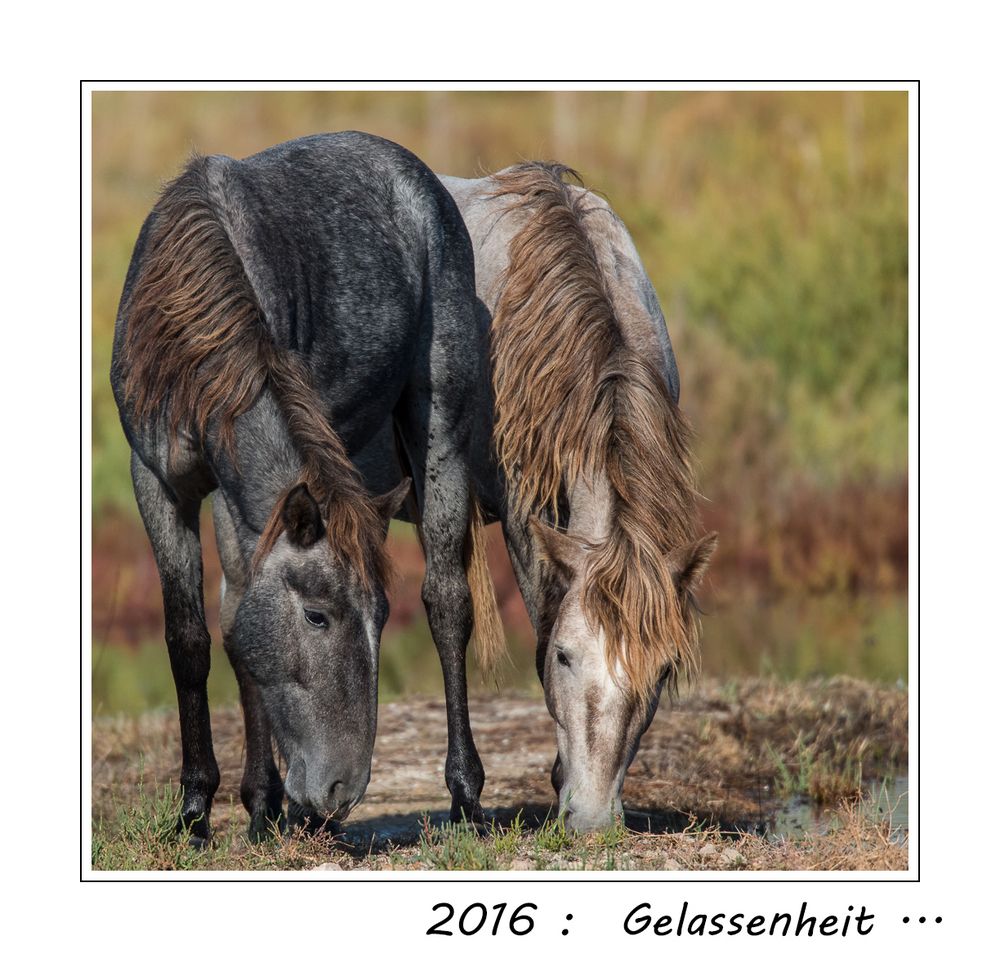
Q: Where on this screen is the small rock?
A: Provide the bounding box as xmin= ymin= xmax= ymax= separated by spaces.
xmin=699 ymin=843 xmax=718 ymax=857
xmin=508 ymin=858 xmax=536 ymax=871
xmin=313 ymin=862 xmax=344 ymax=871
xmin=720 ymin=848 xmax=744 ymax=867
xmin=660 ymin=857 xmax=682 ymax=870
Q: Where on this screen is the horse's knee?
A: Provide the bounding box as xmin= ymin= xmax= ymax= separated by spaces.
xmin=422 ymin=570 xmax=473 ymax=640
xmin=183 ymin=763 xmax=221 ymax=800
xmin=165 ymin=618 xmax=212 ymax=687
xmin=421 ymin=570 xmax=470 ymax=611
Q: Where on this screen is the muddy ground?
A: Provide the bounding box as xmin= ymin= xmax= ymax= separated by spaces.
xmin=91 ymin=677 xmax=908 ymax=871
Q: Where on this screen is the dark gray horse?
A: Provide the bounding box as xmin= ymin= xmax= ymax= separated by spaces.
xmin=111 ymin=132 xmax=504 ymax=843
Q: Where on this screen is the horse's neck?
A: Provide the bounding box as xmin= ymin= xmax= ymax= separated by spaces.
xmin=209 ymin=391 xmax=303 ymax=547
xmin=440 ymin=172 xmax=681 ymax=403
xmin=567 ymin=470 xmax=613 ymax=542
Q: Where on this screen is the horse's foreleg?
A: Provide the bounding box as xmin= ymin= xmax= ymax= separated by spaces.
xmin=213 ymin=497 xmax=284 ymax=842
xmin=421 ymin=476 xmax=485 ymax=824
xmin=232 ymin=664 xmax=285 ymax=841
xmin=131 ymin=452 xmax=220 ymax=844
xmin=502 ymin=516 xmax=564 ymax=806
xmin=406 ymin=251 xmax=490 ymax=824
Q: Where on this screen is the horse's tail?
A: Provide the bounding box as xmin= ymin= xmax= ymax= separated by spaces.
xmin=466 ymin=492 xmax=506 ymax=681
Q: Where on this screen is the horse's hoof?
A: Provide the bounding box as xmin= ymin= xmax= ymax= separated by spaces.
xmin=247 ymin=809 xmax=286 ymax=843
xmin=450 ymin=802 xmax=487 ymax=829
xmin=177 ymin=812 xmax=211 ymax=846
xmin=287 ymin=801 xmax=340 ymax=836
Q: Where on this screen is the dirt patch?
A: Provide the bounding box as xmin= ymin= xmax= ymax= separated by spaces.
xmin=92 ymin=677 xmax=907 ymax=871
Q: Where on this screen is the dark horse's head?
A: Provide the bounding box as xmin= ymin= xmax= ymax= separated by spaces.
xmin=227 ymin=479 xmax=409 ymax=820
xmin=117 ymin=152 xmax=414 ymax=826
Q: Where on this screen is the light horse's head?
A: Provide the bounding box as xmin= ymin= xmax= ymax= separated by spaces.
xmin=227 ymin=476 xmax=409 ymax=822
xmin=531 ymin=515 xmax=717 ymax=832
xmin=484 ymin=159 xmax=716 ymax=832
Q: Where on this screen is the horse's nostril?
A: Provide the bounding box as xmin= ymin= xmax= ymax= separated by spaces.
xmin=328 ymin=780 xmax=343 ymax=801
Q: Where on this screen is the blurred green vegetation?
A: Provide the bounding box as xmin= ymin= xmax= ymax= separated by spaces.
xmin=91 ymin=91 xmax=908 ymax=710
xmin=93 ymin=90 xmax=907 ymax=517
xmin=91 ymin=619 xmax=542 ymax=717
xmin=93 ymin=621 xmax=543 ymax=717
xmin=91 ymin=591 xmax=906 ymax=716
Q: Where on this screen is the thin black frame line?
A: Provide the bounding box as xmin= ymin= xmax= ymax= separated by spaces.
xmin=915 ymin=82 xmax=920 ymax=882
xmin=79 ymin=78 xmax=923 ymax=885
xmin=82 ymin=79 xmax=919 ymax=83
xmin=80 ymin=78 xmax=87 ymax=885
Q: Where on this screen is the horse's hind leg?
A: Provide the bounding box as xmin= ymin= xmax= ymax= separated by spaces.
xmin=131 ymin=451 xmax=220 ymax=845
xmin=213 ymin=496 xmax=284 ymax=842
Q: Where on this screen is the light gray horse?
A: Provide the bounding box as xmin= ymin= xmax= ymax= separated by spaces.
xmin=440 ymin=163 xmax=717 ymax=831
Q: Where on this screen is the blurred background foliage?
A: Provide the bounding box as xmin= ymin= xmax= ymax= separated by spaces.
xmin=92 ymin=91 xmax=908 ymax=713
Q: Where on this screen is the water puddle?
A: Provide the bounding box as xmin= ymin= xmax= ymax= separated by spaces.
xmin=770 ymin=774 xmax=908 ymax=843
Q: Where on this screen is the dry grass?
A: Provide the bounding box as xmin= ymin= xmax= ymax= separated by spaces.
xmin=92 ymin=678 xmax=907 ymax=871
xmin=92 ymin=781 xmax=905 ymax=873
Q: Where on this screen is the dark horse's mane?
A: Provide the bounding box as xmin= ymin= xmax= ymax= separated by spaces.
xmin=488 ymin=162 xmax=701 ymax=696
xmin=120 ymin=155 xmax=389 ymax=589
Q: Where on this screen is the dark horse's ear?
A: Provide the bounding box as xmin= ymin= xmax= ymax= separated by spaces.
xmin=529 ymin=516 xmax=585 ymax=577
xmin=669 ymin=531 xmax=718 ymax=595
xmin=282 ymin=484 xmax=325 ymax=548
xmin=373 ymin=477 xmax=412 ymax=524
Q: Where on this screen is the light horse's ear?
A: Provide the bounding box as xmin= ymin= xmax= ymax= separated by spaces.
xmin=529 ymin=516 xmax=586 ymax=577
xmin=282 ymin=483 xmax=325 ymax=548
xmin=373 ymin=477 xmax=412 ymax=524
xmin=669 ymin=531 xmax=719 ymax=595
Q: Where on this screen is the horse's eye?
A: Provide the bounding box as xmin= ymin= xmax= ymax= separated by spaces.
xmin=556 ymin=649 xmax=571 ymax=668
xmin=304 ymin=609 xmax=329 ymax=629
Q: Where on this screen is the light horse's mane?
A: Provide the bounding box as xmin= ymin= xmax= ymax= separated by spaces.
xmin=489 ymin=162 xmax=701 ymax=696
xmin=121 ymin=155 xmax=389 ymax=589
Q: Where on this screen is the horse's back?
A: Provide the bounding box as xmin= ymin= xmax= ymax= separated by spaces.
xmin=215 ymin=132 xmax=437 ymax=350
xmin=114 ymin=133 xmax=478 ymax=494
xmin=208 ymin=133 xmax=471 ymax=447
